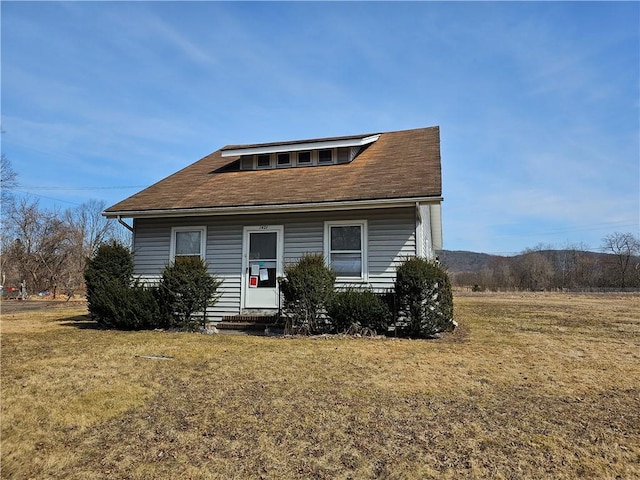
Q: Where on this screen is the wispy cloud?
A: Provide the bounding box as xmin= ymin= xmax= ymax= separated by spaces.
xmin=2 ymin=1 xmax=637 ymax=251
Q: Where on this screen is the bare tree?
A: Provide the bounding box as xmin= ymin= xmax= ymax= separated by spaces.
xmin=489 ymin=256 xmax=514 ymax=291
xmin=601 ymin=232 xmax=640 ymax=289
xmin=63 ymin=200 xmax=128 ymax=297
xmin=4 ymin=197 xmax=74 ymax=296
xmin=564 ymin=243 xmax=601 ymax=289
xmin=65 ymin=199 xmax=121 ymax=256
xmin=2 ymin=195 xmax=131 ymax=298
xmin=1 ymin=154 xmax=18 ymax=208
xmin=513 ymin=249 xmax=555 ymax=291
xmin=1 ymin=155 xmax=18 ymax=242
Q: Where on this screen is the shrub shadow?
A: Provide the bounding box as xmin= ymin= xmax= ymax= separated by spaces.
xmin=58 ymin=314 xmax=104 ymax=330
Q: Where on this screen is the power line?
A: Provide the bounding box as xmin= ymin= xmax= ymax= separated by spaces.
xmin=13 ymin=189 xmax=83 ymax=206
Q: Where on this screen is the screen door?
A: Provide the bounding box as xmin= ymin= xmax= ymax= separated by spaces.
xmin=243 ymin=227 xmax=282 ymax=309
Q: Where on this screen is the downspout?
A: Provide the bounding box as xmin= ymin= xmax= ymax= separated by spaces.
xmin=117 ymin=215 xmax=133 ymax=232
xmin=415 ymin=202 xmax=424 ymax=258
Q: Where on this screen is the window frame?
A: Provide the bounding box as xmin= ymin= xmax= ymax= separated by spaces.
xmin=318 ymin=148 xmax=333 ymax=164
xmin=170 ymin=226 xmax=207 ymax=263
xmin=324 ymin=220 xmax=368 ymax=280
xmin=256 ymin=154 xmax=271 ymax=169
xmin=277 ymin=152 xmax=291 ymax=167
xmin=297 ymin=151 xmax=312 ymax=166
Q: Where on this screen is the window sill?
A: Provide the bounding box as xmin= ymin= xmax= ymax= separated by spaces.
xmin=334 ymin=276 xmax=368 ymax=283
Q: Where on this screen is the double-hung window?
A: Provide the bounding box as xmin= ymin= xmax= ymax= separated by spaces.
xmin=170 ymin=226 xmax=207 ymax=263
xmin=324 ymin=221 xmax=367 ymax=279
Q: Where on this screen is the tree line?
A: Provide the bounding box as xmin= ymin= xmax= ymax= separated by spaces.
xmin=447 ymin=234 xmax=640 ymax=292
xmin=1 ymin=154 xmax=129 ymax=298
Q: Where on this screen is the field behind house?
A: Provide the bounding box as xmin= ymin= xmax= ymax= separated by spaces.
xmin=1 ymin=293 xmax=639 ymax=479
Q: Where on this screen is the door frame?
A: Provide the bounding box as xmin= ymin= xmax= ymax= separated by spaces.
xmin=241 ymin=225 xmax=284 ymax=311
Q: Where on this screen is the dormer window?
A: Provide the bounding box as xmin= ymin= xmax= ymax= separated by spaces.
xmin=318 ymin=149 xmax=333 ymax=164
xmin=257 ymin=154 xmax=271 ymax=168
xmin=221 ymin=133 xmax=380 ymax=171
xmin=277 ymin=153 xmax=291 ymax=167
xmin=297 ymin=151 xmax=311 ymax=165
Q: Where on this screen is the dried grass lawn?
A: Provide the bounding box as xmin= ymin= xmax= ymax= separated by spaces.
xmin=1 ymin=292 xmax=639 ymax=479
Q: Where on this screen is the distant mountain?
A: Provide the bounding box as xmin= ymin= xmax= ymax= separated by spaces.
xmin=436 ymin=249 xmax=639 ymax=290
xmin=437 ymin=249 xmax=615 ymax=274
xmin=436 ymin=250 xmax=501 ymax=274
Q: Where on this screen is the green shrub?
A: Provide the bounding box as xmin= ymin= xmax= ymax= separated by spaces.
xmin=279 ymin=254 xmax=336 ymax=334
xmin=89 ymin=280 xmax=161 ymax=330
xmin=84 ymin=241 xmax=160 ymax=329
xmin=84 ymin=241 xmax=133 ymax=327
xmin=394 ymin=257 xmax=455 ymax=337
xmin=326 ymin=287 xmax=391 ymax=334
xmin=156 ymin=257 xmax=222 ymax=331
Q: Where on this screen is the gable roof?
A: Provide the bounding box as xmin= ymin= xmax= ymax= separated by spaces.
xmin=104 ymin=126 xmax=442 ymax=218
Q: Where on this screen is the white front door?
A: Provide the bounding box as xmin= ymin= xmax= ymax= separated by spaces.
xmin=242 ymin=226 xmax=283 ymax=310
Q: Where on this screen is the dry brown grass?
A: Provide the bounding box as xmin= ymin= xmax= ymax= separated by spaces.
xmin=1 ymin=293 xmax=639 ymax=479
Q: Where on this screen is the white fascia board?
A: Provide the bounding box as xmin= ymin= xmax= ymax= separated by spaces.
xmin=103 ymin=195 xmax=442 ymax=219
xmin=220 ymin=134 xmax=380 ymax=158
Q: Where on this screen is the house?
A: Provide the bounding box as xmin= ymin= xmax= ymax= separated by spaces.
xmin=103 ymin=126 xmax=444 ymax=322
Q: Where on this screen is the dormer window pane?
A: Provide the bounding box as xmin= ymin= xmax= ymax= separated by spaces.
xmin=318 ymin=149 xmax=333 ymax=163
xmin=277 ymin=153 xmax=290 ymax=166
xmin=257 ymin=154 xmax=271 ymax=168
xmin=297 ymin=151 xmax=311 ymax=164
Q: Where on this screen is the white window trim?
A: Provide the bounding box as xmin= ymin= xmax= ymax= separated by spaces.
xmin=256 ymin=154 xmax=272 ymax=169
xmin=296 ymin=150 xmax=312 ymax=166
xmin=276 ymin=152 xmax=291 ymax=167
xmin=317 ymin=148 xmax=334 ymax=164
xmin=324 ymin=220 xmax=368 ymax=281
xmin=170 ymin=226 xmax=207 ymax=262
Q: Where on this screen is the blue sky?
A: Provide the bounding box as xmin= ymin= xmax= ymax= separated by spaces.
xmin=2 ymin=1 xmax=638 ymax=254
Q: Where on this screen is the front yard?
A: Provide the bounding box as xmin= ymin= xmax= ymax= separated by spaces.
xmin=1 ymin=292 xmax=639 ymax=479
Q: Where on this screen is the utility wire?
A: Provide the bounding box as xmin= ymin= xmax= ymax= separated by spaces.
xmin=13 ymin=189 xmax=83 ymax=206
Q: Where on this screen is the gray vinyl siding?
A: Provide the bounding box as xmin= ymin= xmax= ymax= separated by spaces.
xmin=131 ymin=220 xmax=171 ymax=276
xmin=367 ymin=209 xmax=415 ymax=291
xmin=132 ymin=207 xmax=416 ymax=321
xmin=283 ymin=220 xmax=323 ymax=264
xmin=207 ymin=225 xmax=243 ymax=316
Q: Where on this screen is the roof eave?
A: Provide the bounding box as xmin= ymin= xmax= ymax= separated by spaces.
xmin=104 ymin=195 xmax=443 ymax=219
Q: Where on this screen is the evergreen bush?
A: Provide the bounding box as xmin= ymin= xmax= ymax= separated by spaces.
xmin=279 ymin=253 xmax=336 ymax=334
xmin=156 ymin=257 xmax=222 ymax=331
xmin=326 ymin=287 xmax=391 ymax=334
xmin=84 ymin=241 xmax=133 ymax=327
xmin=394 ymin=257 xmax=455 ymax=337
xmin=90 ymin=280 xmax=161 ymax=330
xmin=84 ymin=241 xmax=160 ymax=329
